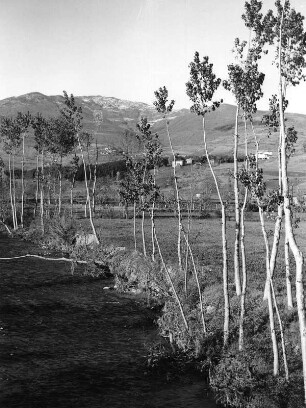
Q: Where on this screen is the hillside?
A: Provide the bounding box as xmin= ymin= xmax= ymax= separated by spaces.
xmin=0 ymin=92 xmax=305 ymax=178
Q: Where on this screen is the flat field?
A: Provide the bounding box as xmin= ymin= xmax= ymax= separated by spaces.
xmin=80 ymin=214 xmax=306 ymax=288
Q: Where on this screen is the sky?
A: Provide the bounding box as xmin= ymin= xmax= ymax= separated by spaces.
xmin=0 ymin=0 xmax=305 ymax=114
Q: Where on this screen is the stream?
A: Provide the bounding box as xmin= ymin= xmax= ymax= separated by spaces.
xmin=0 ymin=233 xmax=217 ymax=408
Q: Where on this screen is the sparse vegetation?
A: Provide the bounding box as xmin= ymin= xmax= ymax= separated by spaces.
xmin=1 ymin=1 xmax=306 ymax=407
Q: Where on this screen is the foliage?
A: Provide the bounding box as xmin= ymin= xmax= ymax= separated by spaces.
xmin=47 ymin=116 xmax=77 ymax=158
xmin=223 ymin=38 xmax=264 ymax=118
xmin=261 ymin=94 xmax=288 ymax=134
xmin=110 ymin=250 xmax=169 ymax=300
xmin=43 ymin=215 xmax=77 ymax=251
xmin=186 ymin=52 xmax=222 ymax=116
xmin=31 ymin=113 xmax=50 ymax=152
xmin=0 ymin=116 xmax=22 ymax=154
xmin=153 ymin=86 xmax=175 ymax=115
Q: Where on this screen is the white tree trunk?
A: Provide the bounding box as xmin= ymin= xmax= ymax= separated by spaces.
xmin=258 ymin=205 xmax=279 ymax=376
xmin=141 ymin=208 xmax=147 ymax=257
xmin=182 ymin=228 xmax=206 ymax=334
xmin=202 ymin=115 xmax=229 ymax=347
xmin=233 ymin=105 xmax=242 ymax=296
xmin=133 ymin=201 xmax=137 ymax=251
xmin=12 ymin=153 xmax=18 ymax=229
xmin=78 ymin=136 xmax=99 ymax=244
xmin=284 ymin=231 xmax=293 ymax=309
xmin=21 ymin=134 xmax=25 ymax=227
xmin=8 ymin=155 xmax=16 ymax=230
xmin=279 ymin=73 xmax=305 ymax=400
xmin=165 ymin=119 xmax=182 ymax=271
xmin=238 ymin=188 xmax=248 ymax=351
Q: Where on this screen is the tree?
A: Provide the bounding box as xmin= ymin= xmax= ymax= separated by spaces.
xmin=153 ymin=87 xmax=183 ymax=268
xmin=79 ymin=131 xmax=93 ymax=217
xmin=245 ymin=0 xmax=306 ymax=396
xmin=223 ymin=38 xmax=265 ymax=297
xmin=15 ymin=112 xmax=31 ymax=227
xmin=271 ymin=1 xmax=305 ymax=394
xmin=119 ymin=157 xmax=143 ymax=251
xmin=48 ymin=116 xmax=77 ymax=214
xmin=0 ymin=117 xmax=21 ymax=229
xmin=223 ymin=31 xmax=265 ymax=351
xmin=186 ymin=52 xmax=229 ymax=346
xmin=60 ymin=91 xmax=99 ymax=244
xmin=136 ymin=117 xmax=162 ymax=260
xmin=66 ymin=154 xmax=80 ymax=217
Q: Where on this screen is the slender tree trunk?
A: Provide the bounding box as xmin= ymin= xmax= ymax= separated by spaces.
xmin=258 ymin=205 xmax=279 ymax=376
xmin=238 ymin=188 xmax=248 ymax=351
xmin=58 ymin=159 xmax=62 ymax=215
xmin=284 ymin=231 xmax=293 ymax=309
xmin=141 ymin=208 xmax=147 ymax=257
xmin=221 ymin=205 xmax=229 ymax=347
xmin=182 ymin=227 xmax=206 ymax=334
xmin=279 ymin=71 xmax=305 ymax=399
xmin=251 ymin=121 xmax=284 ymax=303
xmin=34 ymin=154 xmax=39 ymax=218
xmin=202 ymin=115 xmax=229 ymax=347
xmin=8 ymin=155 xmax=16 ymax=230
xmin=84 ymin=196 xmax=88 ymax=218
xmin=78 ymin=136 xmax=99 ymax=244
xmin=40 ymin=150 xmax=44 ymax=232
xmin=140 ymin=164 xmax=148 ymax=257
xmin=151 ymin=204 xmax=155 ymax=261
xmin=184 ymin=201 xmax=192 ymax=294
xmin=165 ymin=118 xmax=182 ymax=271
xmin=133 ymin=200 xmax=137 ymax=251
xmin=153 ymin=219 xmax=189 ymax=332
xmin=263 ymin=203 xmax=283 ymax=300
xmin=92 ymin=140 xmax=98 ymax=214
xmin=270 ymin=275 xmax=289 ymax=380
xmin=12 ymin=153 xmax=18 ymax=228
xmin=70 ymin=185 xmax=74 ymax=218
xmin=151 ymin=167 xmax=157 ymax=262
xmin=21 ymin=133 xmax=25 ymax=227
xmin=239 ymin=116 xmax=249 ymax=351
xmin=233 ymin=105 xmax=242 ymax=296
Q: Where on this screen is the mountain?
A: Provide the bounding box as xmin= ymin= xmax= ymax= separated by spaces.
xmin=0 ymin=92 xmax=305 ymax=163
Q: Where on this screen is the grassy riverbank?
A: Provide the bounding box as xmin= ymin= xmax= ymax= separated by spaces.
xmin=89 ymin=215 xmax=306 ymax=407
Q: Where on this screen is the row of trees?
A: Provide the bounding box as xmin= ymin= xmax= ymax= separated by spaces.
xmin=118 ymin=0 xmax=306 ymax=404
xmin=182 ymin=0 xmax=306 ymax=403
xmin=0 ymin=95 xmax=107 ymax=235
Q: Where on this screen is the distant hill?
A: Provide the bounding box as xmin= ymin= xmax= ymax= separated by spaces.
xmin=0 ymin=92 xmax=305 ymax=169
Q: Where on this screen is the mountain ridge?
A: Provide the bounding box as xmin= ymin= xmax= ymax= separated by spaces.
xmin=0 ymin=92 xmax=305 ymax=160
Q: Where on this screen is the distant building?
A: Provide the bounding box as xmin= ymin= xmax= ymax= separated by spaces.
xmin=172 ymin=156 xmax=186 ymax=167
xmin=172 ymin=159 xmax=185 ymax=167
xmin=258 ymin=151 xmax=272 ymax=160
xmin=186 ymin=158 xmax=193 ymax=165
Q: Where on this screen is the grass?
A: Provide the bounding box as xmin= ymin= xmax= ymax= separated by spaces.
xmin=80 ymin=214 xmax=306 ymax=269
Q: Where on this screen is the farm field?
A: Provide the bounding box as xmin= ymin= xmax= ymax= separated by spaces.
xmin=80 ymin=215 xmax=306 ymax=275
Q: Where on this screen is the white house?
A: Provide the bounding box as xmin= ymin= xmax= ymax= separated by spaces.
xmin=172 ymin=159 xmax=185 ymax=167
xmin=258 ymin=151 xmax=272 ymax=160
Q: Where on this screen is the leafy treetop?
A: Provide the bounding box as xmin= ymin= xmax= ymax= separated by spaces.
xmin=153 ymin=86 xmax=175 ymax=116
xmin=186 ymin=51 xmax=222 ymax=116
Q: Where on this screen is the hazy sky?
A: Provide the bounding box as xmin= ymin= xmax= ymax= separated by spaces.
xmin=0 ymin=0 xmax=305 ymax=113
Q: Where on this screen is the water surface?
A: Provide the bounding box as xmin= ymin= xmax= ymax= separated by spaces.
xmin=0 ymin=233 xmax=217 ymax=408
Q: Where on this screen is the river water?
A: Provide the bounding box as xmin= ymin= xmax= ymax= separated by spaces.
xmin=0 ymin=233 xmax=217 ymax=408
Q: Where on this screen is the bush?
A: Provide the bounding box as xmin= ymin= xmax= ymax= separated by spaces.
xmin=109 ymin=251 xmax=170 ymax=300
